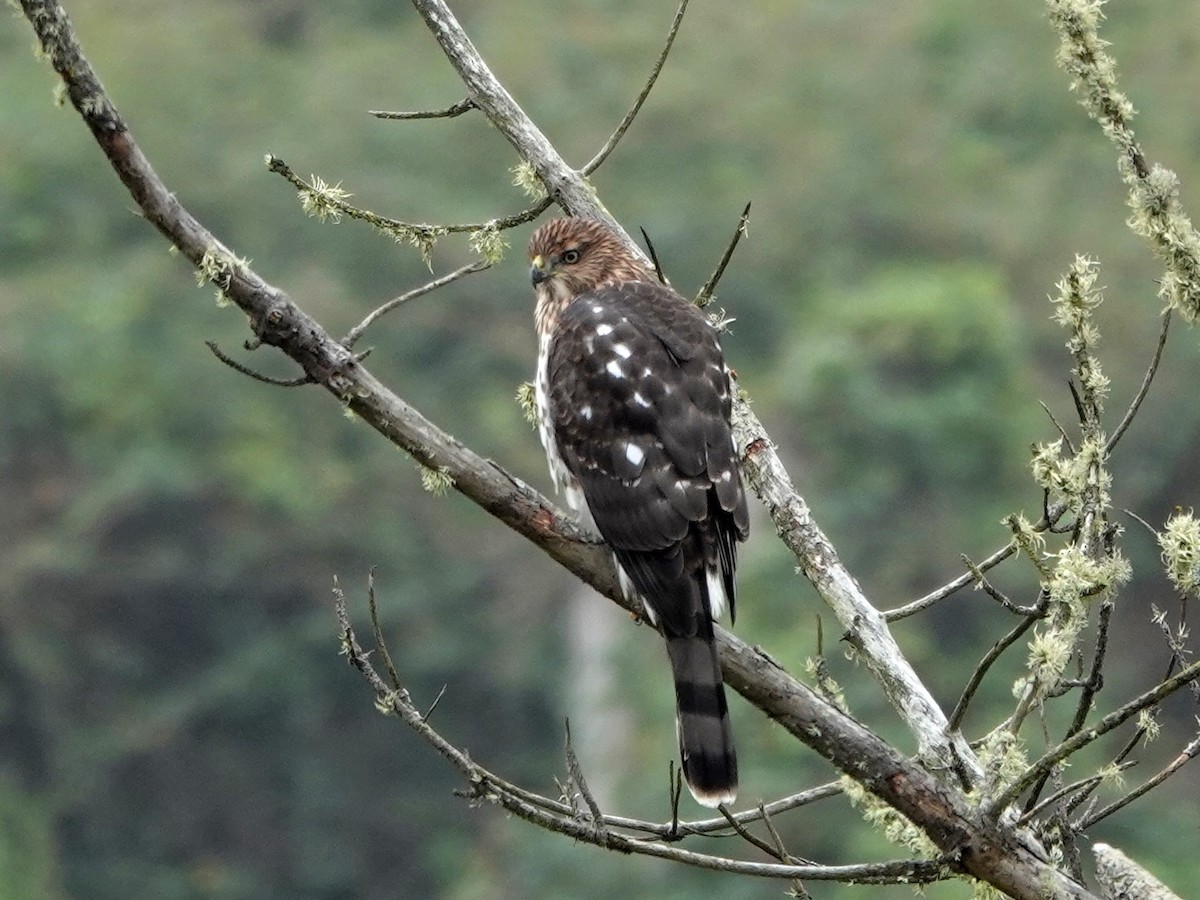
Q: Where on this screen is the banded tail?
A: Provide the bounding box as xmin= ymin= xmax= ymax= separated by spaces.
xmin=665 ymin=627 xmax=737 ymax=807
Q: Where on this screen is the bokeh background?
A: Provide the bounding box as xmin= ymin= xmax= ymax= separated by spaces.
xmin=3 ymin=1 xmax=1200 ymax=897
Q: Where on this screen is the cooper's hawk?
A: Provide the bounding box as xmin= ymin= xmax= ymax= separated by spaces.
xmin=528 ymin=216 xmax=750 ymax=807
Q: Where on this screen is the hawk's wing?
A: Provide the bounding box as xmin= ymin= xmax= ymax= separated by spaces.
xmin=545 ymin=279 xmax=749 ymax=804
xmin=544 ymin=280 xmax=749 ymax=630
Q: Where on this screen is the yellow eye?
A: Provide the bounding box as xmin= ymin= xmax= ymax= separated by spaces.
xmin=562 ymin=249 xmax=581 ymax=264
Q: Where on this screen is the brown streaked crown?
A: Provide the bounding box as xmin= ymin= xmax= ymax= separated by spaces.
xmin=528 ymin=217 xmax=657 ymax=297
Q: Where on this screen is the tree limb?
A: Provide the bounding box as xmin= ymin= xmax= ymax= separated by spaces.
xmin=18 ymin=1 xmax=1108 ymax=895
xmin=393 ymin=0 xmax=983 ymax=789
xmin=1093 ymin=843 xmax=1184 ymax=900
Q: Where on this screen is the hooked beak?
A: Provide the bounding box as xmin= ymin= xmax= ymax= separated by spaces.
xmin=530 ymin=255 xmax=550 ymax=286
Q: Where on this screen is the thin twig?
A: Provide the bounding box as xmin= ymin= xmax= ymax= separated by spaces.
xmin=370 ymin=98 xmax=476 ymax=120
xmin=333 ymin=579 xmax=947 ymax=884
xmin=963 ymin=555 xmax=1043 ymax=616
xmin=342 ymin=259 xmax=491 ymax=348
xmin=581 ymin=0 xmax=691 ymax=176
xmin=1076 ymin=734 xmax=1200 ymax=830
xmin=887 ymin=501 xmax=1066 ymax=620
xmin=422 ymin=684 xmax=447 ymax=723
xmin=696 ymin=201 xmax=752 ymax=307
xmin=205 ymin=340 xmax=312 ymax=386
xmin=564 ymin=719 xmax=606 ymax=832
xmin=268 ymin=155 xmax=552 ymax=243
xmin=1070 ymin=599 xmax=1114 ymax=732
xmin=1039 ymin=400 xmax=1077 ymax=452
xmin=1151 ymin=603 xmax=1200 ymax=702
xmin=1067 ymin=379 xmax=1088 ymax=427
xmin=949 ymin=598 xmax=1048 ymax=731
xmin=1023 ymin=597 xmax=1118 ymax=812
xmin=668 ymin=762 xmax=683 ymax=838
xmin=760 ymin=803 xmax=799 ymax=864
xmin=1066 ymin=619 xmax=1195 ymax=816
xmin=886 ymin=542 xmax=1018 ymax=621
xmin=366 ymin=568 xmax=403 ymax=691
xmin=986 ymin=657 xmax=1200 ymax=817
xmin=638 ymin=782 xmax=843 ymax=840
xmin=719 ymin=804 xmax=791 ymax=862
xmin=1016 ymin=764 xmax=1133 ymax=826
xmin=639 ymin=227 xmax=668 ymax=283
xmin=1106 ymin=309 xmax=1171 ymax=454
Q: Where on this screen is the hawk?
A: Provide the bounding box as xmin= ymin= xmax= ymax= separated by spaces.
xmin=528 ymin=216 xmax=750 ymax=807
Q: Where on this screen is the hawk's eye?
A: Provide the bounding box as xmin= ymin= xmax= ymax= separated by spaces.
xmin=561 ymin=249 xmax=581 ymax=265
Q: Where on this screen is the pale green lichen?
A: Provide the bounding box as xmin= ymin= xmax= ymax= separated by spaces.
xmin=1030 ymin=439 xmax=1069 ymax=493
xmin=1136 ymin=708 xmax=1161 ymax=744
xmin=298 ymin=174 xmax=351 ymax=223
xmin=1051 ymin=255 xmax=1110 ymax=410
xmin=416 ymin=460 xmax=454 ymax=497
xmin=1096 ymin=762 xmax=1126 ymax=791
xmin=388 ymin=224 xmax=446 ymax=270
xmin=840 ymin=776 xmax=939 ymax=859
xmin=516 ymin=382 xmax=539 ymax=428
xmin=803 ymin=657 xmax=848 ymax=713
xmin=196 ymin=245 xmax=250 ymax=307
xmin=1025 ymin=627 xmax=1075 ymax=685
xmin=1030 ymin=544 xmax=1129 ymax=685
xmin=79 ymin=94 xmax=107 ymax=118
xmin=1051 ymin=255 xmax=1103 ymax=324
xmin=374 ymin=690 xmax=401 ymax=716
xmin=970 ymin=882 xmax=1007 ymax=900
xmin=469 ymin=224 xmax=508 ymax=264
xmin=1047 ymin=0 xmax=1200 ymax=319
xmin=1029 ymin=436 xmax=1113 ymax=516
xmin=1158 ymin=510 xmax=1200 ymax=596
xmin=1047 ymin=544 xmax=1110 ymax=607
xmin=977 ymin=728 xmax=1029 ymax=796
xmin=706 ymin=308 xmax=736 ymax=333
xmin=1004 ymin=513 xmax=1048 ymax=575
xmin=510 ymin=160 xmax=547 ymax=200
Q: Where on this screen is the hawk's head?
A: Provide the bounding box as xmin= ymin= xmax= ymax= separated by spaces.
xmin=528 ymin=217 xmax=655 ymax=303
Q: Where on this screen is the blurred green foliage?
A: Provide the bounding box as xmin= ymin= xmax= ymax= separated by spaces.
xmin=3 ymin=1 xmax=1199 ymax=897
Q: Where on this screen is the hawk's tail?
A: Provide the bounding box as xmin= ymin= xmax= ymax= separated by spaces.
xmin=665 ymin=631 xmax=737 ymax=808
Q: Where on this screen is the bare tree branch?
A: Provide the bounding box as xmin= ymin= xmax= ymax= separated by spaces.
xmin=333 ymin=579 xmax=951 ymax=886
xmin=1093 ymin=842 xmax=1185 ymax=900
xmin=580 ymin=0 xmax=691 ymax=177
xmin=407 ymin=0 xmax=982 ymax=784
xmin=407 ymin=0 xmax=623 ymax=233
xmin=732 ymin=400 xmax=983 ymax=784
xmin=204 ymin=340 xmax=312 ymax=386
xmin=886 ymin=500 xmax=1067 ymax=622
xmin=1048 ymin=1 xmax=1200 ymax=321
xmin=266 ymin=154 xmax=551 ymax=248
xmin=1077 ymin=733 xmax=1200 ymax=831
xmin=342 ymin=259 xmax=491 ymax=348
xmin=1016 ymin=763 xmax=1133 ymax=826
xmin=696 ymin=201 xmax=752 ymax=307
xmin=1105 ymin=309 xmax=1171 ymax=454
xmin=986 ymin=658 xmax=1200 ymax=816
xmin=22 ymin=0 xmax=1173 ymax=895
xmin=950 ymin=597 xmax=1049 ymax=732
xmin=370 ymin=97 xmax=476 ymax=120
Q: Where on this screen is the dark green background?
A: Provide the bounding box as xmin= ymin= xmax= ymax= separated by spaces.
xmin=3 ymin=2 xmax=1198 ymax=897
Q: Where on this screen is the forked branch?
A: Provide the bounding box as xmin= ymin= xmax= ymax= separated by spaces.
xmin=333 ymin=578 xmax=949 ymax=886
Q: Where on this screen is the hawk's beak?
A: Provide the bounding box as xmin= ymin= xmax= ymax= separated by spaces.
xmin=530 ymin=255 xmax=549 ymax=286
